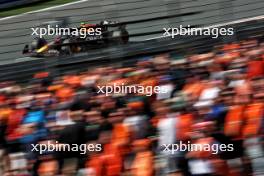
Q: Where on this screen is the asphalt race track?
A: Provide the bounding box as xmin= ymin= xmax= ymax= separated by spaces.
xmin=0 ymin=0 xmax=263 ymax=64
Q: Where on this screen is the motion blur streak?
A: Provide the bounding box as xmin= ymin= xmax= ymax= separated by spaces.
xmin=0 ymin=0 xmax=264 ymax=176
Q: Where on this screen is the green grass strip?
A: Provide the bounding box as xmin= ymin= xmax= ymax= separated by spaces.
xmin=0 ymin=0 xmax=78 ymax=17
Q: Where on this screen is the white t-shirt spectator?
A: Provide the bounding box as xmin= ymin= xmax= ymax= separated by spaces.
xmin=157 ymin=113 xmax=177 ymax=146
xmin=157 ymin=84 xmax=174 ymax=100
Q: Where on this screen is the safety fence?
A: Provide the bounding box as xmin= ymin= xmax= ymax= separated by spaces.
xmin=0 ymin=16 xmax=263 ymax=83
xmin=0 ymin=0 xmax=264 ymax=62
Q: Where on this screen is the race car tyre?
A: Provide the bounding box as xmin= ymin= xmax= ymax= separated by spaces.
xmin=61 ymin=39 xmax=72 ymax=55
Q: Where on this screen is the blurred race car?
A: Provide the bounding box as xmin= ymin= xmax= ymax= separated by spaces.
xmin=23 ymin=20 xmax=129 ymax=57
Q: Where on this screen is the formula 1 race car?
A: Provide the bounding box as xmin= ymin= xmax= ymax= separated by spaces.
xmin=23 ymin=20 xmax=129 ymax=57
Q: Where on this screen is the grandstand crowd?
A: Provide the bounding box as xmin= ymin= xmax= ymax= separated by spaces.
xmin=0 ymin=38 xmax=264 ymax=176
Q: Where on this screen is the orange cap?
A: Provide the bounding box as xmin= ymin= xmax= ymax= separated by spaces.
xmin=56 ymin=87 xmax=74 ymax=101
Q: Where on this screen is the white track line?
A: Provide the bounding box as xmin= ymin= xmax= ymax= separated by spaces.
xmin=0 ymin=0 xmax=88 ymax=21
